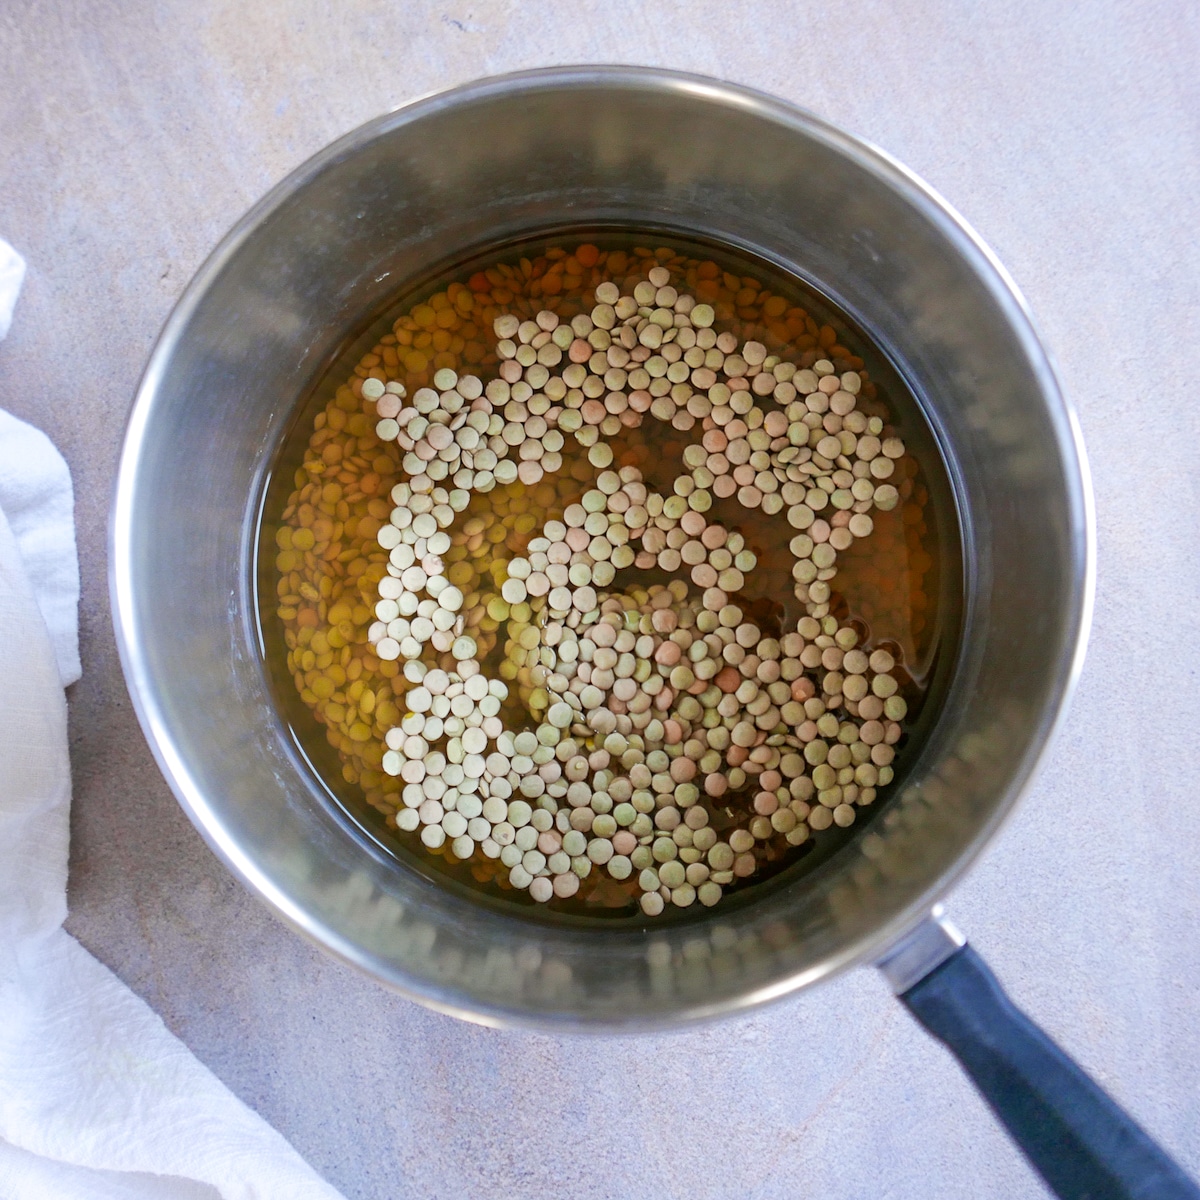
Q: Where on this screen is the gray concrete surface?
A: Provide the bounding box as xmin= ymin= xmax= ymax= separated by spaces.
xmin=2 ymin=2 xmax=1198 ymax=1197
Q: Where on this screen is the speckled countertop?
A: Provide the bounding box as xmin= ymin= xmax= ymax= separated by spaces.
xmin=2 ymin=2 xmax=1198 ymax=1197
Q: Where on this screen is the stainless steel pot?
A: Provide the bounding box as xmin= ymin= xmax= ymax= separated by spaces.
xmin=110 ymin=67 xmax=1198 ymax=1199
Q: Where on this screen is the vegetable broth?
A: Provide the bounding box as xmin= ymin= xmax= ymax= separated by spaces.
xmin=256 ymin=231 xmax=960 ymax=922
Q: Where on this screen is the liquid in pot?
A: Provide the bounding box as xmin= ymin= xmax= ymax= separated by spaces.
xmin=257 ymin=233 xmax=959 ymax=921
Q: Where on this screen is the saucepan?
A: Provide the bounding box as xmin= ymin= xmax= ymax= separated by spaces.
xmin=109 ymin=67 xmax=1199 ymax=1198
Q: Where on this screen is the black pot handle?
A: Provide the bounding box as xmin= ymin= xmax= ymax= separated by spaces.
xmin=879 ymin=912 xmax=1200 ymax=1200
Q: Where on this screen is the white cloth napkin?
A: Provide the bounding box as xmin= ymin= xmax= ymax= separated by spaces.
xmin=0 ymin=238 xmax=346 ymax=1200
xmin=0 ymin=241 xmax=24 ymax=343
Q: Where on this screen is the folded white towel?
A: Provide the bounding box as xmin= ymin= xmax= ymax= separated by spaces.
xmin=0 ymin=240 xmax=24 ymax=342
xmin=0 ymin=238 xmax=345 ymax=1199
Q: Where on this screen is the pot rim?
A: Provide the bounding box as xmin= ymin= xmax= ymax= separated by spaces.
xmin=110 ymin=65 xmax=1096 ymax=1029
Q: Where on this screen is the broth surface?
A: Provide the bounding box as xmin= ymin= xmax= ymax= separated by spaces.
xmin=257 ymin=233 xmax=959 ymax=921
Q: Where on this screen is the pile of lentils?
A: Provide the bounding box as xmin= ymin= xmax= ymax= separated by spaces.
xmin=358 ymin=268 xmax=908 ymax=915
